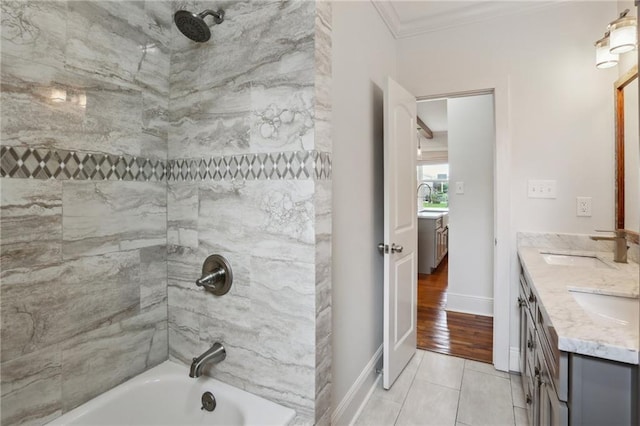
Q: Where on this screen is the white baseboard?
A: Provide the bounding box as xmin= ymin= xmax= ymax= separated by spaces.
xmin=509 ymin=346 xmax=521 ymax=373
xmin=331 ymin=345 xmax=383 ymax=426
xmin=445 ymin=292 xmax=493 ymax=317
xmin=349 ymin=372 xmax=382 ymax=426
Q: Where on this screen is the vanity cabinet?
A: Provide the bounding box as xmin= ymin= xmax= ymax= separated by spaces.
xmin=518 ymin=261 xmax=638 ymax=426
xmin=518 ymin=272 xmax=539 ymax=425
xmin=534 ymin=336 xmax=569 ymax=426
xmin=436 ymin=225 xmax=448 ymax=266
xmin=417 ymin=214 xmax=448 ymax=274
xmin=519 ymin=266 xmax=569 ymax=426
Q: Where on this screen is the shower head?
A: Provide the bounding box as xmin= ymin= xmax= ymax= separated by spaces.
xmin=174 ymin=9 xmax=224 ymax=43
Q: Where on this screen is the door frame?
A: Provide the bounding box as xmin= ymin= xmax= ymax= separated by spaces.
xmin=416 ymin=85 xmax=511 ymax=372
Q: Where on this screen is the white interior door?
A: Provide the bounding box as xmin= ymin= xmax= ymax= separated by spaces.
xmin=382 ymin=76 xmax=418 ymax=389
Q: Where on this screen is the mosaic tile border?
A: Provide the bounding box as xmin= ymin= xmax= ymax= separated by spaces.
xmin=0 ymin=146 xmax=166 ymax=181
xmin=167 ymin=151 xmax=332 ymax=181
xmin=0 ymin=146 xmax=332 ymax=181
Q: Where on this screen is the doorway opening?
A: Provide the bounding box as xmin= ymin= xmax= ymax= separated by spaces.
xmin=415 ymin=92 xmax=495 ymax=364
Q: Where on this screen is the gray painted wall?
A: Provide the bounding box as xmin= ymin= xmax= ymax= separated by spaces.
xmin=331 ymin=1 xmax=397 ymax=422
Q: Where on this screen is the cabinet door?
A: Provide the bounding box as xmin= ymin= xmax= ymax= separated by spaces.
xmin=518 ymin=285 xmax=528 ymax=378
xmin=538 ymin=368 xmax=568 ymax=426
xmin=443 ymin=227 xmax=448 ymax=256
xmin=525 ymin=360 xmax=538 ymax=426
xmin=434 ymin=228 xmax=443 ymax=264
xmin=525 ymin=309 xmax=536 ymax=375
xmin=538 ymin=376 xmax=551 ymax=426
xmin=536 ymin=340 xmax=568 ymax=426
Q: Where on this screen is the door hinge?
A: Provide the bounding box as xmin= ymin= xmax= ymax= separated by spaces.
xmin=377 ymin=243 xmax=389 ymax=254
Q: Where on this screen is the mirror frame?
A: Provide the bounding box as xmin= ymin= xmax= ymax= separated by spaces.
xmin=614 ymin=64 xmax=639 ymax=244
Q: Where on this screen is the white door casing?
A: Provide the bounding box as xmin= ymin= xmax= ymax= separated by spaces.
xmin=383 ymin=77 xmax=418 ymax=389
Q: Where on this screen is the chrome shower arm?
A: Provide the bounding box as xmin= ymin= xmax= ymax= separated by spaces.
xmin=198 ymin=9 xmax=225 ymax=24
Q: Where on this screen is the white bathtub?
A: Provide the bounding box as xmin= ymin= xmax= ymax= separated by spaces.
xmin=48 ymin=361 xmax=295 ymax=426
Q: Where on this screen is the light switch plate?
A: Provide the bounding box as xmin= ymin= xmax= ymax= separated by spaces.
xmin=455 ymin=182 xmax=464 ymax=194
xmin=528 ymin=180 xmax=557 ymax=199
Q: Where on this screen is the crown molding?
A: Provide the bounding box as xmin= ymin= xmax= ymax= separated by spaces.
xmin=371 ymin=1 xmax=402 ymax=39
xmin=371 ymin=0 xmax=564 ymax=40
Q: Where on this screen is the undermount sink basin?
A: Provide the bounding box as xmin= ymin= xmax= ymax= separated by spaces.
xmin=569 ymin=290 xmax=639 ymax=329
xmin=541 ymin=253 xmax=612 ymax=269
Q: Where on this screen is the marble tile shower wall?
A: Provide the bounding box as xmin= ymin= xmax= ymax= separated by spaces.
xmin=166 ymin=1 xmax=332 ymax=425
xmin=1 ymin=1 xmax=332 ymax=425
xmin=0 ymin=2 xmax=171 ymax=425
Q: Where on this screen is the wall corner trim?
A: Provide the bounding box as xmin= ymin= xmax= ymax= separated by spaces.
xmin=331 ymin=344 xmax=383 ymax=426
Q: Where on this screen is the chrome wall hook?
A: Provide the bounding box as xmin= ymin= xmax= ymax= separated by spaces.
xmin=196 ymin=255 xmax=233 ymax=295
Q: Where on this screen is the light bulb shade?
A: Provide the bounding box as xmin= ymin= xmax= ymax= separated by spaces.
xmin=595 ymin=34 xmax=618 ymax=68
xmin=609 ymin=16 xmax=637 ymax=54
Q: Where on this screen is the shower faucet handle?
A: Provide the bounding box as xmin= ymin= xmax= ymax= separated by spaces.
xmin=196 ymin=269 xmax=225 ymax=288
xmin=195 ymin=254 xmax=233 ymax=296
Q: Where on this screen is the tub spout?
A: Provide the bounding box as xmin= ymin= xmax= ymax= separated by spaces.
xmin=189 ymin=342 xmax=226 ymax=378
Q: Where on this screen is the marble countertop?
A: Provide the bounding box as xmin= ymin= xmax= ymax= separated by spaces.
xmin=518 ymin=246 xmax=639 ymax=364
xmin=417 ymin=211 xmax=448 ymax=219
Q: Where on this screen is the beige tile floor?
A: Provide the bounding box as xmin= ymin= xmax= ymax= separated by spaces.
xmin=354 ymin=350 xmax=529 ymax=426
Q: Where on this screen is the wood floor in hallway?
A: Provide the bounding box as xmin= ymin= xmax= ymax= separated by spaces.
xmin=417 ymin=256 xmax=494 ymax=364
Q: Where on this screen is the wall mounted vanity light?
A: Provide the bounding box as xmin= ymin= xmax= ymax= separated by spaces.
xmin=610 ymin=10 xmax=637 ymax=54
xmin=595 ymin=31 xmax=619 ymax=69
xmin=595 ymin=9 xmax=637 ymax=69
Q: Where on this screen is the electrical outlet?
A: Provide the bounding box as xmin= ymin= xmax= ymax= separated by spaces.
xmin=576 ymin=197 xmax=592 ymax=217
xmin=528 ymin=180 xmax=557 ymax=199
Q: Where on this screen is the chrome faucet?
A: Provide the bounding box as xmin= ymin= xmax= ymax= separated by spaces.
xmin=590 ymin=230 xmax=628 ymax=263
xmin=417 ymin=183 xmax=433 ymax=204
xmin=189 ymin=342 xmax=226 ymax=378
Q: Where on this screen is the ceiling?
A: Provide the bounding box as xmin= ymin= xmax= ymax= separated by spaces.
xmin=371 ymin=0 xmax=561 ymax=39
xmin=417 ymin=100 xmax=447 ymax=132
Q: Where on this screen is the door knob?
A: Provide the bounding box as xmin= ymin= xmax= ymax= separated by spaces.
xmin=391 ymin=243 xmax=403 ymax=253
